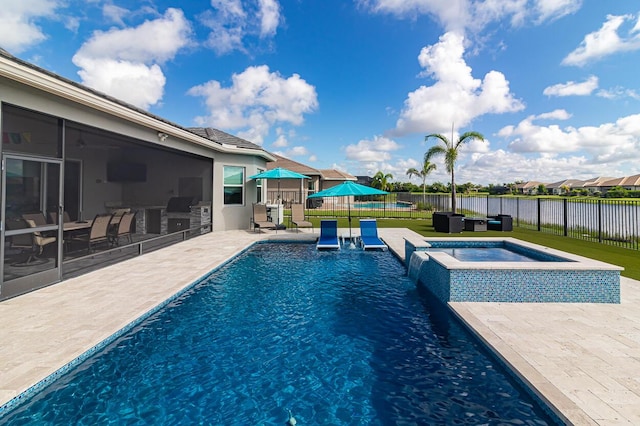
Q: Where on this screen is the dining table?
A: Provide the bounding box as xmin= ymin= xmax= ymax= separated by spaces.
xmin=63 ymin=221 xmax=92 ymax=232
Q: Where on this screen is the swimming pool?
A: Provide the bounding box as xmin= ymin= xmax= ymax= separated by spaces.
xmin=0 ymin=243 xmax=556 ymax=424
xmin=355 ymin=201 xmax=412 ymax=209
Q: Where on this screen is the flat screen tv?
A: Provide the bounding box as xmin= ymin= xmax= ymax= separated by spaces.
xmin=107 ymin=162 xmax=147 ymax=182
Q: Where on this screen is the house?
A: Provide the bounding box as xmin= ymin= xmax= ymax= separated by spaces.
xmin=515 ymin=181 xmax=545 ymax=195
xmin=546 ymin=179 xmax=583 ymax=195
xmin=580 ymin=176 xmax=617 ymax=194
xmin=265 ymin=154 xmax=356 ymax=204
xmin=0 ymin=48 xmax=273 ymax=300
xmin=598 ymin=174 xmax=640 ymax=193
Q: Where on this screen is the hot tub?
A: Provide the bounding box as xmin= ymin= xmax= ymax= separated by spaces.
xmin=405 ymin=237 xmax=622 ymax=304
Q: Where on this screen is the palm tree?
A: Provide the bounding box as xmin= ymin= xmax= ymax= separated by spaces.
xmin=425 ymin=130 xmax=485 ymax=213
xmin=372 ymin=171 xmax=393 ymax=192
xmin=406 ymin=152 xmax=437 ymax=205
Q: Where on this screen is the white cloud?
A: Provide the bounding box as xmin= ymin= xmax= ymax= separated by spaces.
xmin=188 ymin=65 xmax=318 ymax=145
xmin=201 ymin=0 xmax=281 ymax=55
xmin=393 ymin=32 xmax=524 ymax=136
xmin=357 ymin=0 xmax=581 ymax=33
xmin=344 ymin=135 xmax=401 ymax=162
xmin=597 ymin=87 xmax=640 ymax=101
xmin=499 ymin=113 xmax=640 ymax=166
xmin=0 ymin=0 xmax=59 ymax=53
xmin=563 ymin=13 xmax=640 ymax=66
xmin=258 ymin=0 xmax=280 ymax=37
xmin=72 ymin=8 xmax=193 ymax=110
xmin=103 ymin=4 xmax=130 ymax=26
xmin=532 ymin=0 xmax=581 ymax=24
xmin=543 ymin=75 xmax=598 ymax=96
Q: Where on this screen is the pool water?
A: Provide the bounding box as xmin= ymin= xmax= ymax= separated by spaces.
xmin=0 ymin=244 xmax=555 ymax=424
xmin=429 ymin=247 xmax=546 ymax=262
xmin=355 ymin=202 xmax=411 ymax=209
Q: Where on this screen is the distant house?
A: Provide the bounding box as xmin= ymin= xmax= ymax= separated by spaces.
xmin=580 ymin=176 xmax=617 ymax=194
xmin=546 ymin=179 xmax=583 ymax=195
xmin=515 ymin=181 xmax=544 ymax=195
xmin=598 ymin=174 xmax=640 ymax=193
xmin=265 ymin=154 xmax=355 ymax=204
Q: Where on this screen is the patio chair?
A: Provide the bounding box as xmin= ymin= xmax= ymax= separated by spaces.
xmin=109 ymin=212 xmax=136 ymax=246
xmin=359 ymin=219 xmax=387 ymax=251
xmin=49 ymin=211 xmax=72 ymax=224
xmin=316 ymin=220 xmax=340 ymax=250
xmin=290 ymin=203 xmax=313 ymax=233
xmin=487 ymin=214 xmax=513 ymax=231
xmin=6 ymin=218 xmax=56 ymax=264
xmin=22 ymin=212 xmax=48 ymax=226
xmin=252 ymin=203 xmax=277 ymax=233
xmin=70 ymin=214 xmax=113 ymax=253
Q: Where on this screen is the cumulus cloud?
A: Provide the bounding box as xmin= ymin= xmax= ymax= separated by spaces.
xmin=188 ymin=65 xmax=318 ymax=145
xmin=499 ymin=112 xmax=640 ymax=166
xmin=543 ymin=75 xmax=598 ymax=97
xmin=563 ymin=13 xmax=640 ymax=66
xmin=357 ymin=0 xmax=581 ymax=33
xmin=344 ymin=136 xmax=401 ymax=162
xmin=102 ymin=4 xmax=130 ymax=26
xmin=392 ymin=32 xmax=524 ymax=136
xmin=201 ymin=0 xmax=281 ymax=55
xmin=0 ymin=0 xmax=59 ymax=53
xmin=597 ymin=87 xmax=640 ymax=101
xmin=72 ymin=8 xmax=193 ymax=110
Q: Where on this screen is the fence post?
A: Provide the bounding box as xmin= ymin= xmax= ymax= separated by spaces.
xmin=537 ymin=198 xmax=541 ymax=231
xmin=598 ymin=200 xmax=602 ymax=243
xmin=563 ymin=198 xmax=568 ymax=236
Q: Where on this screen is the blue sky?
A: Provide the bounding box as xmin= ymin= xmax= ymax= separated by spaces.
xmin=2 ymin=1 xmax=640 ymax=186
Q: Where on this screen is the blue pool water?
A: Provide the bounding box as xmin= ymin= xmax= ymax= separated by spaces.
xmin=427 ymin=241 xmax=570 ymax=262
xmin=0 ymin=244 xmax=555 ymax=424
xmin=429 ymin=247 xmax=545 ymax=262
xmin=355 ymin=202 xmax=411 ymax=209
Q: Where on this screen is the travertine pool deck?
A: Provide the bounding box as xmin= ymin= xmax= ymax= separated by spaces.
xmin=1 ymin=228 xmax=639 ymax=425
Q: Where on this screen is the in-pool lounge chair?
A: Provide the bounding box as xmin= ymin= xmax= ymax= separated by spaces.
xmin=316 ymin=220 xmax=340 ymax=250
xmin=359 ymin=219 xmax=388 ymax=250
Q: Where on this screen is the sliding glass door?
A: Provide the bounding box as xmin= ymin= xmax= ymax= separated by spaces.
xmin=1 ymin=155 xmax=63 ymax=300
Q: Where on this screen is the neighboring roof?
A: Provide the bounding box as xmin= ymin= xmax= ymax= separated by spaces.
xmin=320 ymin=169 xmax=357 ymax=181
xmin=267 ymin=154 xmax=322 ymax=176
xmin=188 ymin=127 xmax=263 ymax=151
xmin=515 ymin=181 xmax=544 ymax=189
xmin=581 ymin=176 xmax=617 ymax=187
xmin=0 ymin=48 xmax=273 ymax=161
xmin=600 ymin=174 xmax=640 ymax=187
xmin=546 ymin=179 xmax=583 ymax=189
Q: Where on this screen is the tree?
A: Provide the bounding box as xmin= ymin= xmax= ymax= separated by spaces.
xmin=426 ymin=130 xmax=485 ymax=213
xmin=372 ymin=171 xmax=393 ymax=192
xmin=406 ymin=152 xmax=437 ymax=205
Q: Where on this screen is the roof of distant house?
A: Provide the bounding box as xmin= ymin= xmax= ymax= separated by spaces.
xmin=319 ymin=168 xmax=356 ymax=181
xmin=266 ymin=153 xmax=321 ymax=175
xmin=600 ymin=174 xmax=640 ymax=187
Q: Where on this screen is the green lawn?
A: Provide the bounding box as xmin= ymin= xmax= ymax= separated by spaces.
xmin=306 ymin=216 xmax=640 ymax=280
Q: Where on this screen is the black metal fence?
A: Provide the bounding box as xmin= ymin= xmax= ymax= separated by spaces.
xmin=426 ymin=194 xmax=640 ymax=250
xmin=273 ymin=190 xmax=640 ymax=250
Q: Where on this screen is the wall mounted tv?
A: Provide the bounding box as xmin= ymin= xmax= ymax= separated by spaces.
xmin=107 ymin=162 xmax=147 ymax=182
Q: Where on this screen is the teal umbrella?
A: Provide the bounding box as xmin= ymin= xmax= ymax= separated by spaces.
xmin=249 ymin=167 xmax=310 ymax=207
xmin=248 ymin=168 xmax=310 ymax=180
xmin=308 ymin=181 xmax=388 ymax=242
